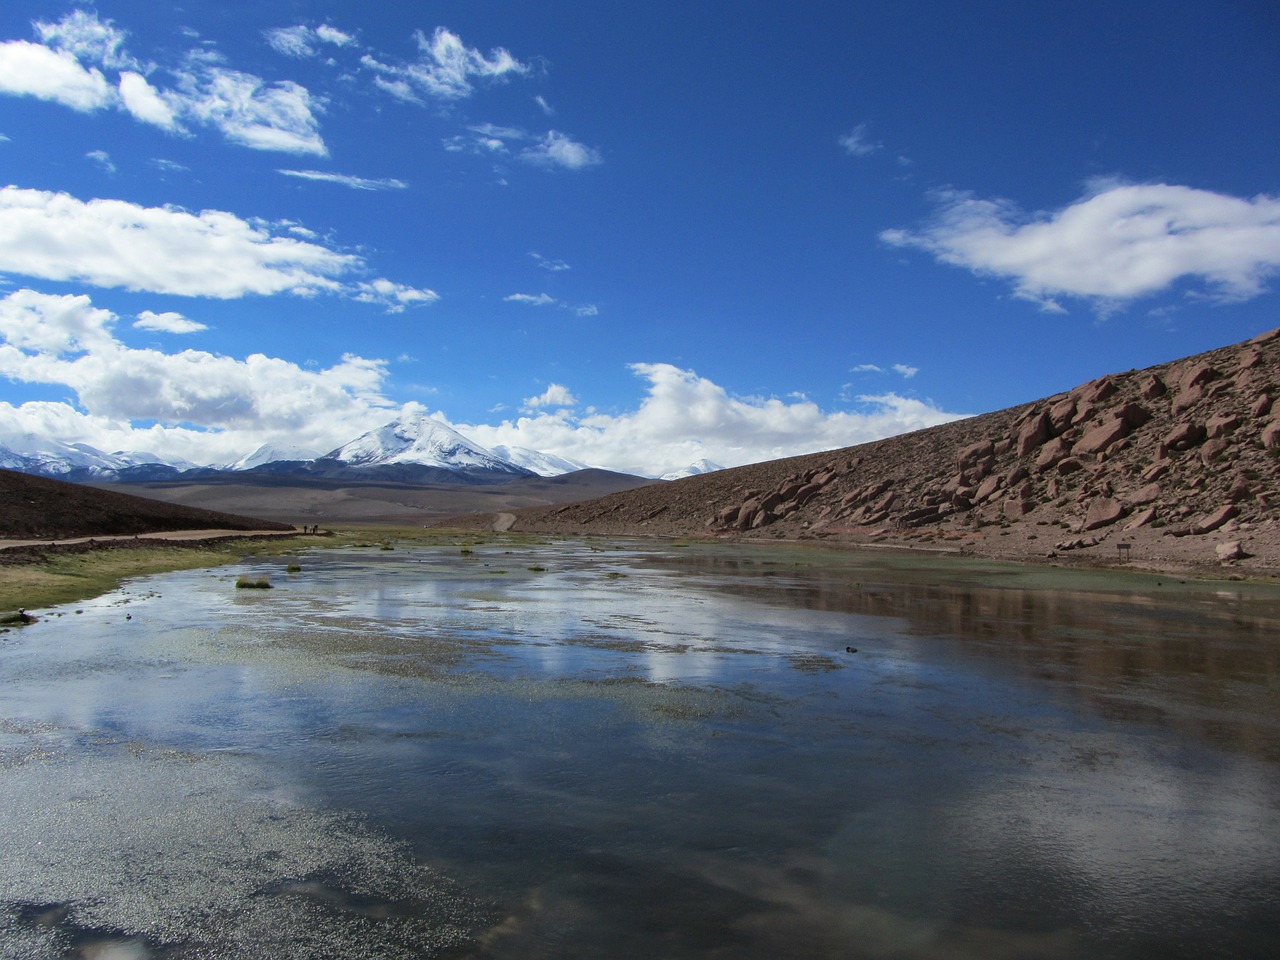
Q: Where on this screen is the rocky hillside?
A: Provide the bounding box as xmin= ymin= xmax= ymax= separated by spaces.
xmin=0 ymin=468 xmax=295 ymax=540
xmin=473 ymin=329 xmax=1280 ymax=574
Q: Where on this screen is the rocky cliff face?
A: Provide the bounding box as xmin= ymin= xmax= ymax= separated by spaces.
xmin=493 ymin=329 xmax=1280 ymax=573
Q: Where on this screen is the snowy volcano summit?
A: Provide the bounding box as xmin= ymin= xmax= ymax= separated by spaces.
xmin=318 ymin=414 xmax=532 ymax=476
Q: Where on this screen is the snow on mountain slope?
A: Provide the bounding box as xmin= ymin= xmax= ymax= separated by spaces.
xmin=320 ymin=414 xmax=531 ymax=474
xmin=226 ymin=442 xmax=323 ymax=471
xmin=660 ymin=459 xmax=725 ymax=481
xmin=486 ymin=444 xmax=592 ymax=477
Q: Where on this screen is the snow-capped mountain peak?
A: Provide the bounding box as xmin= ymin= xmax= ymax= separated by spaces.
xmin=320 ymin=414 xmax=529 ymax=474
xmin=226 ymin=442 xmax=323 ymax=471
xmin=660 ymin=458 xmax=725 ymax=481
xmin=486 ymin=444 xmax=592 ymax=477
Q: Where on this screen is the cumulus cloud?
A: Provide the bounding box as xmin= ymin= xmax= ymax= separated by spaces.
xmin=882 ymin=182 xmax=1280 ymax=311
xmin=523 ymin=383 xmax=577 ymax=410
xmin=118 ymin=71 xmax=180 ymax=130
xmin=0 ymin=40 xmax=112 ymax=111
xmin=1 ymin=293 xmax=963 ymax=475
xmin=892 ymin=363 xmax=919 ymax=378
xmin=134 ymin=310 xmax=207 ymax=334
xmin=0 ymin=288 xmax=397 ymax=464
xmin=520 ymin=130 xmax=602 ymax=170
xmin=459 ymin=363 xmax=963 ymax=476
xmin=838 ymin=122 xmax=882 ymax=157
xmin=277 ymin=169 xmax=408 ymax=190
xmin=0 ymin=186 xmax=435 ymax=310
xmin=0 ymin=11 xmax=328 ymax=156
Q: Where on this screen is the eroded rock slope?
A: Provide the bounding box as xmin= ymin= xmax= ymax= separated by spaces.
xmin=477 ymin=329 xmax=1280 ymax=572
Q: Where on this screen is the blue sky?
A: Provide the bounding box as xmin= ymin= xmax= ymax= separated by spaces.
xmin=1 ymin=0 xmax=1278 ymax=474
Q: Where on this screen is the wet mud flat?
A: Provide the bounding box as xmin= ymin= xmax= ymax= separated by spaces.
xmin=2 ymin=538 xmax=1279 ymax=959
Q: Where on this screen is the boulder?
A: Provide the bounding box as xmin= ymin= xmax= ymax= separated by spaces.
xmin=1083 ymin=497 xmax=1126 ymax=531
xmin=1129 ymin=483 xmax=1161 ymax=506
xmin=973 ymin=474 xmax=1003 ymax=504
xmin=1140 ymin=374 xmax=1167 ymax=399
xmin=1075 ymin=416 xmax=1131 ymax=456
xmin=1162 ymin=421 xmax=1206 ymax=451
xmin=1191 ymin=505 xmax=1240 ymax=535
xmin=1205 ymin=413 xmax=1242 ymax=438
xmin=1124 ymin=506 xmax=1158 ymax=531
xmin=1199 ymin=438 xmax=1229 ymax=466
xmin=1251 ymin=394 xmax=1273 ymax=418
xmin=1263 ymin=419 xmax=1280 ymax=450
xmin=1035 ymin=436 xmax=1072 ymax=472
xmin=1017 ymin=412 xmax=1051 ymax=456
xmin=1048 ymin=397 xmax=1077 ymax=433
xmin=1215 ymin=541 xmax=1248 ymax=562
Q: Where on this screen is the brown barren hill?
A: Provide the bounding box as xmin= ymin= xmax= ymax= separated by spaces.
xmin=448 ymin=329 xmax=1280 ymax=575
xmin=0 ymin=468 xmax=295 ymax=540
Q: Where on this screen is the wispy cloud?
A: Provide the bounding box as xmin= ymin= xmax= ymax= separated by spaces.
xmin=360 ymin=26 xmax=526 ymax=102
xmin=447 ymin=124 xmax=602 ymax=171
xmin=838 ymin=122 xmax=882 ymax=157
xmin=0 ymin=186 xmax=435 ymax=311
xmin=505 ymin=292 xmax=597 ymax=315
xmin=530 ymin=251 xmax=570 ymax=272
xmin=277 ymin=169 xmax=408 ymax=191
xmin=134 ymin=309 xmax=207 ymax=334
xmin=883 ymin=181 xmax=1280 ymax=312
xmin=85 ymin=149 xmax=115 ymax=173
xmin=265 ymin=24 xmax=354 ymax=59
xmin=0 ymin=11 xmax=328 ymax=155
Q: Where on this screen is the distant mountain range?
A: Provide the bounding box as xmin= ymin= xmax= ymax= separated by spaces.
xmin=0 ymin=413 xmax=715 ymax=485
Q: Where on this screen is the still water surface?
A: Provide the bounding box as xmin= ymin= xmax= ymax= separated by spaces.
xmin=2 ymin=538 xmax=1279 ymax=959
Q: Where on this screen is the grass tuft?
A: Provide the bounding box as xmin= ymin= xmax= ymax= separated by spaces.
xmin=235 ymin=574 xmax=273 ymax=589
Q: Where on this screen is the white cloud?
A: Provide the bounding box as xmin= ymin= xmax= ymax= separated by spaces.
xmin=0 ymin=40 xmax=113 ymax=111
xmin=277 ymin=169 xmax=408 ymax=191
xmin=134 ymin=310 xmax=207 ymax=334
xmin=86 ymin=149 xmax=115 ymax=173
xmin=175 ymin=63 xmax=327 ymax=156
xmin=350 ymin=278 xmax=439 ymax=313
xmin=520 ymin=130 xmax=602 ymax=170
xmin=534 ymin=94 xmax=554 ymax=115
xmin=838 ymin=122 xmax=882 ymax=157
xmin=410 ymin=26 xmax=527 ymax=99
xmin=0 ymin=186 xmax=434 ymax=310
xmin=0 ymin=289 xmax=397 ymax=464
xmin=459 ymin=363 xmax=963 ymax=476
xmin=1 ymin=295 xmax=963 ymax=475
xmin=265 ymin=24 xmax=354 ymax=59
xmin=523 ymin=383 xmax=577 ymax=410
xmin=852 ymin=363 xmax=883 ymax=373
xmin=530 ymin=252 xmax=570 ymax=271
xmin=883 ymin=182 xmax=1280 ymax=311
xmin=0 ymin=11 xmax=328 ymax=156
xmin=505 ymin=292 xmax=597 ymax=315
xmin=505 ymin=293 xmax=556 ymax=306
xmin=892 ymin=363 xmax=918 ymax=378
xmin=118 ymin=71 xmax=180 ymax=130
xmin=34 ymin=10 xmax=135 ymax=70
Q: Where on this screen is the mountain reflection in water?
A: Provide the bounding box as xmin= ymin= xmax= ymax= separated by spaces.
xmin=1 ymin=538 xmax=1277 ymax=959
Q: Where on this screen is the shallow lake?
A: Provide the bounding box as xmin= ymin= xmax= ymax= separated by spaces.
xmin=2 ymin=537 xmax=1279 ymax=959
